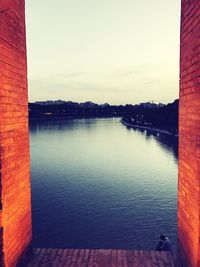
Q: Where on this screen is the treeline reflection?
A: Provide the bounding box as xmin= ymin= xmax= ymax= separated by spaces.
xmin=30 ymin=118 xmax=178 ymax=162
xmin=126 ymin=127 xmax=178 ymax=162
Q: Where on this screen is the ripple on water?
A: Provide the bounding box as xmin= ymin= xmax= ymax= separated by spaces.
xmin=30 ymin=118 xmax=178 ymax=250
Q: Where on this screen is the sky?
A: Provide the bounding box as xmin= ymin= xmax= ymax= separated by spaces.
xmin=26 ymin=0 xmax=181 ymax=105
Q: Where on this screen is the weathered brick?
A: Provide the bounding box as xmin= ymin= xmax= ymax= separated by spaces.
xmin=178 ymin=1 xmax=200 ymax=267
xmin=0 ymin=1 xmax=32 ymax=266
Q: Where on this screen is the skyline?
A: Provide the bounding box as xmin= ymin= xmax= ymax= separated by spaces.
xmin=26 ymin=0 xmax=181 ymax=105
xmin=30 ymin=99 xmax=176 ymax=105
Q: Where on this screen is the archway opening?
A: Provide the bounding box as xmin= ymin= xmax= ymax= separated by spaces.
xmin=26 ymin=0 xmax=181 ymax=252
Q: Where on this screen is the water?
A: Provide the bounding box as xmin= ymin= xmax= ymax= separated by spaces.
xmin=30 ymin=118 xmax=178 ymax=250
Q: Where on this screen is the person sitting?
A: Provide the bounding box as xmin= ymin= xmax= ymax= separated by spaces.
xmin=156 ymin=234 xmax=172 ymax=251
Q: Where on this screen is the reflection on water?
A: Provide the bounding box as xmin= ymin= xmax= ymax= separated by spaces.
xmin=131 ymin=128 xmax=178 ymax=162
xmin=30 ymin=118 xmax=178 ymax=250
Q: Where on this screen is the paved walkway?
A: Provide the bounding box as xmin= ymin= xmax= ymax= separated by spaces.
xmin=26 ymin=248 xmax=175 ymax=267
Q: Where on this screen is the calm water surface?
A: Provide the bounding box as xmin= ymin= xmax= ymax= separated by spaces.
xmin=30 ymin=118 xmax=178 ymax=250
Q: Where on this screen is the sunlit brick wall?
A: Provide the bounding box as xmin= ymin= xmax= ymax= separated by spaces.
xmin=0 ymin=0 xmax=32 ymax=266
xmin=178 ymin=1 xmax=200 ymax=266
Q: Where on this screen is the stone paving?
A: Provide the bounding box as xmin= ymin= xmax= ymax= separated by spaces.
xmin=26 ymin=248 xmax=175 ymax=267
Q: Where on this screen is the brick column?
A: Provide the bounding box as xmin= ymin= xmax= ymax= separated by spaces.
xmin=178 ymin=1 xmax=200 ymax=266
xmin=0 ymin=0 xmax=32 ymax=266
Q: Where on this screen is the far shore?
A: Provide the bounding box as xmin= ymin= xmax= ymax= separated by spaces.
xmin=121 ymin=118 xmax=178 ymax=137
xmin=28 ymin=116 xmax=121 ymax=121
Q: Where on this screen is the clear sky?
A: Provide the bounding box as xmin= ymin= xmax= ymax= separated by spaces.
xmin=26 ymin=0 xmax=181 ymax=105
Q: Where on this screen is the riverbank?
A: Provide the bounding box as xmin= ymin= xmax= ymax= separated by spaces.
xmin=29 ymin=116 xmax=121 ymax=121
xmin=121 ymin=118 xmax=178 ymax=137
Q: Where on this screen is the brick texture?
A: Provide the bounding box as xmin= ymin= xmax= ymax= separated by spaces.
xmin=178 ymin=1 xmax=200 ymax=267
xmin=0 ymin=0 xmax=32 ymax=266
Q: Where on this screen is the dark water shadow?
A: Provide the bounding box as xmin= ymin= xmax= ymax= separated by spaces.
xmin=125 ymin=126 xmax=178 ymax=163
xmin=29 ymin=118 xmax=98 ymax=133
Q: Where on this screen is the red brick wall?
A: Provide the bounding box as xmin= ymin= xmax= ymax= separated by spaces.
xmin=178 ymin=1 xmax=200 ymax=266
xmin=0 ymin=0 xmax=32 ymax=266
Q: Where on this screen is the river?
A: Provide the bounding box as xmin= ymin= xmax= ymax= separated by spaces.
xmin=30 ymin=118 xmax=178 ymax=250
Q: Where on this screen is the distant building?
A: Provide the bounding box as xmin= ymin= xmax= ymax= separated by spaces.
xmin=139 ymin=102 xmax=165 ymax=109
xmin=99 ymin=103 xmax=110 ymax=107
xmin=80 ymin=101 xmax=98 ymax=108
xmin=35 ymin=100 xmax=66 ymax=105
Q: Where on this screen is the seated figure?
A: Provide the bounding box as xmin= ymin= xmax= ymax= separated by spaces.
xmin=156 ymin=234 xmax=172 ymax=251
